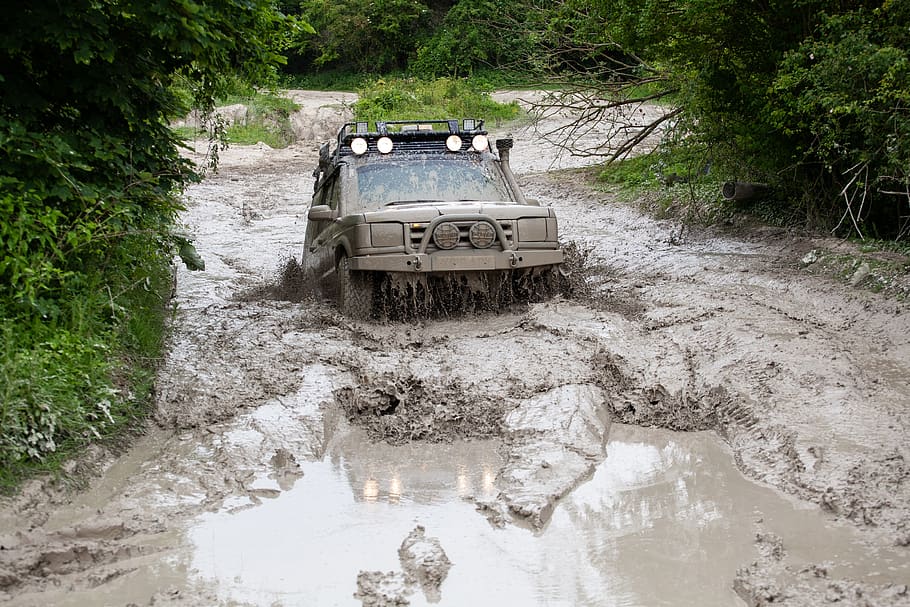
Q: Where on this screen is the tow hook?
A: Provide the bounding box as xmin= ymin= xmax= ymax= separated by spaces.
xmin=414 ymin=256 xmax=422 ymax=270
xmin=509 ymin=253 xmax=518 ymax=267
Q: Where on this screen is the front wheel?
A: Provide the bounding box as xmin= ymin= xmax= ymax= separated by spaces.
xmin=337 ymin=255 xmax=374 ymax=319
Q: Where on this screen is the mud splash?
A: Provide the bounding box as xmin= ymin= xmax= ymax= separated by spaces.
xmin=236 ymin=256 xmax=314 ymax=303
xmin=373 ymin=266 xmax=561 ymax=321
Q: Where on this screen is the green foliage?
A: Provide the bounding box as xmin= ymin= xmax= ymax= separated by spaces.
xmin=225 ymin=92 xmax=300 ymax=148
xmin=606 ymin=0 xmax=910 ymax=237
xmin=0 ymin=322 xmax=116 ymax=469
xmin=173 ymin=90 xmax=300 ymax=148
xmin=598 ymin=154 xmax=660 ymax=188
xmin=353 ymin=77 xmax=521 ymax=122
xmin=226 ymin=124 xmax=290 ymax=148
xmin=412 ymin=0 xmax=535 ymax=77
xmin=0 ymin=0 xmax=295 ymax=482
xmin=519 ymin=0 xmax=908 ymax=237
xmin=281 ymin=70 xmax=376 ymax=91
xmin=0 ymin=228 xmax=173 ymax=487
xmin=770 ymin=5 xmax=910 ymax=236
xmin=294 ymin=0 xmax=434 ymax=72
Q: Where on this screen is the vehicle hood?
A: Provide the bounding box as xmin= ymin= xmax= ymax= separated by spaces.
xmin=359 ymin=201 xmax=552 ymax=223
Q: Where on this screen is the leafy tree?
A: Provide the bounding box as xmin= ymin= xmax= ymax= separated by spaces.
xmin=412 ymin=0 xmax=537 ymax=77
xmin=0 ymin=0 xmax=299 ymax=471
xmin=491 ymin=0 xmax=909 ymax=237
xmin=0 ymin=0 xmax=296 ymax=313
xmin=770 ymin=4 xmax=910 ymax=236
xmin=295 ymin=0 xmax=433 ymax=72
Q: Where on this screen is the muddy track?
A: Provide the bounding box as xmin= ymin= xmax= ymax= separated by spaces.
xmin=0 ymin=92 xmax=908 ymax=606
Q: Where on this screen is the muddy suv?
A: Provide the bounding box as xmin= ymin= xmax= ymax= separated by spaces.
xmin=303 ymin=119 xmax=563 ymax=318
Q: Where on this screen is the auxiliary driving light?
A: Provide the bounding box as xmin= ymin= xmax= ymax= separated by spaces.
xmin=350 ymin=137 xmax=368 ymax=155
xmin=471 ymin=135 xmax=489 ymax=152
xmin=469 ymin=221 xmax=495 ymax=248
xmin=432 ymin=223 xmax=460 ymax=249
xmin=446 ymin=135 xmax=463 ymax=152
xmin=377 ymin=136 xmax=394 ymax=154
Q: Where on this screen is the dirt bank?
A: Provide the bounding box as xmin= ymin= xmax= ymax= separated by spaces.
xmin=0 ymin=91 xmax=907 ymax=607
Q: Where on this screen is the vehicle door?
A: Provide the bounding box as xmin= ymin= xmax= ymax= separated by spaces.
xmin=305 ymin=169 xmax=341 ymax=282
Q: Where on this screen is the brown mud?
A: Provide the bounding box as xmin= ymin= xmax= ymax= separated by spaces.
xmin=0 ymin=90 xmax=908 ymax=606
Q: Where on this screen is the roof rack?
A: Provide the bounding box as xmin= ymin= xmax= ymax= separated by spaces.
xmin=334 ymin=119 xmax=487 ymax=160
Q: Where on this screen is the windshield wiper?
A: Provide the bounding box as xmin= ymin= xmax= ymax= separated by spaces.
xmin=383 ymin=199 xmax=443 ymax=206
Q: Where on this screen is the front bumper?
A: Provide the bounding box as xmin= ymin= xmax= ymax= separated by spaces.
xmin=349 ymin=248 xmax=564 ymax=273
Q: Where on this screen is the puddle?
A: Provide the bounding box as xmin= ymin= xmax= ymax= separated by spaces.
xmin=188 ymin=425 xmax=908 ymax=606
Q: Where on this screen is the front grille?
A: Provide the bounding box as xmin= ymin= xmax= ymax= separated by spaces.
xmin=409 ymin=220 xmax=512 ymax=252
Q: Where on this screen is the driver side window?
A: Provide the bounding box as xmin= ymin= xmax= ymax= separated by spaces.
xmin=325 ymin=175 xmax=340 ymax=210
xmin=312 ymin=170 xmax=340 ymax=210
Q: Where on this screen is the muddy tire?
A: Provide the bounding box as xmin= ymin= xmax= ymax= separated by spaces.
xmin=337 ymin=255 xmax=374 ymax=319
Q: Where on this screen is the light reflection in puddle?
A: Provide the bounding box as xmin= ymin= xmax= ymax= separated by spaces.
xmin=189 ymin=425 xmax=909 ymax=606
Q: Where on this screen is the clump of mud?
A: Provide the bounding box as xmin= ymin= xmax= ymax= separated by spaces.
xmin=398 ymin=526 xmax=452 ymax=603
xmin=335 ymin=369 xmax=512 ymax=444
xmin=236 ymin=256 xmax=316 ymax=302
xmin=354 ymin=526 xmax=452 ymax=606
xmin=590 ymin=349 xmax=755 ymax=432
xmin=354 ymin=571 xmax=411 ymax=607
xmin=734 ymin=532 xmax=910 ymax=606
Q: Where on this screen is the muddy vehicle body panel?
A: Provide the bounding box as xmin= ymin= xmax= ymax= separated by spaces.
xmin=303 ymin=120 xmax=563 ymax=316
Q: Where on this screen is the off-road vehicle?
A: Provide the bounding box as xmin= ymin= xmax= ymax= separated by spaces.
xmin=303 ymin=119 xmax=563 ymax=318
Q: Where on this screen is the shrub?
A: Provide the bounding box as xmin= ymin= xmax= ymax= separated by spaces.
xmin=353 ymin=77 xmax=521 ymax=122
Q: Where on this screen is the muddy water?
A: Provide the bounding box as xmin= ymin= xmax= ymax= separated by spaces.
xmin=188 ymin=426 xmax=907 ymax=606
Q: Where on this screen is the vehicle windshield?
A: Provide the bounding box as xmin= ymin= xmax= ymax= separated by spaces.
xmin=352 ymin=157 xmax=513 ymax=209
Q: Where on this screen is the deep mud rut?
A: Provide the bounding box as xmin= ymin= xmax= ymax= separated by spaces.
xmin=1 ymin=91 xmax=909 ymax=606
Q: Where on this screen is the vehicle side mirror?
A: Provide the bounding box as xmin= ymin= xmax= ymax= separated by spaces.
xmin=526 ymin=198 xmax=541 ymax=207
xmin=307 ymin=204 xmax=335 ymax=221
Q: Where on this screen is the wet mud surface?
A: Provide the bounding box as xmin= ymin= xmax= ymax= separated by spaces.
xmin=1 ymin=91 xmax=909 ymax=606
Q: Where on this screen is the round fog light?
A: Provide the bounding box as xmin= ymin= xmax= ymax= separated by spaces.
xmin=350 ymin=137 xmax=368 ymax=155
xmin=471 ymin=135 xmax=489 ymax=152
xmin=377 ymin=136 xmax=394 ymax=154
xmin=469 ymin=221 xmax=496 ymax=248
xmin=446 ymin=135 xmax=463 ymax=152
xmin=433 ymin=223 xmax=460 ymax=249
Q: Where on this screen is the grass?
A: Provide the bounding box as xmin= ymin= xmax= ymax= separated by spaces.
xmin=596 ymin=142 xmax=819 ymax=230
xmin=598 ymin=145 xmax=910 ymax=297
xmin=0 ymin=235 xmax=173 ymax=490
xmin=172 ymin=90 xmax=301 ymax=149
xmin=353 ymin=77 xmax=522 ymax=124
xmin=225 ymin=123 xmax=292 ymax=148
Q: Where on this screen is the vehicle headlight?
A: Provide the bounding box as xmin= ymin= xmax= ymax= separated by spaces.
xmin=433 ymin=223 xmax=460 ymax=249
xmin=446 ymin=135 xmax=462 ymax=152
xmin=517 ymin=218 xmax=548 ymax=241
xmin=350 ymin=137 xmax=368 ymax=155
xmin=377 ymin=136 xmax=394 ymax=154
xmin=370 ymin=223 xmax=404 ymax=247
xmin=471 ymin=135 xmax=489 ymax=152
xmin=469 ymin=221 xmax=495 ymax=248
